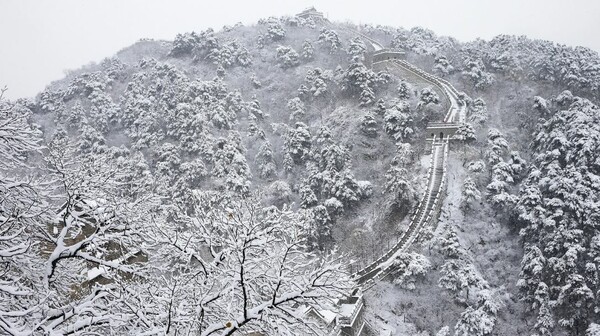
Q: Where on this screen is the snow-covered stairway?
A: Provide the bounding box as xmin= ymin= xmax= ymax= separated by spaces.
xmin=392 ymin=59 xmax=466 ymax=123
xmin=330 ymin=33 xmax=464 ymax=336
xmin=332 ymin=139 xmax=449 ymax=336
xmin=353 ymin=139 xmax=448 ymax=287
xmin=346 ymin=35 xmax=468 ymax=287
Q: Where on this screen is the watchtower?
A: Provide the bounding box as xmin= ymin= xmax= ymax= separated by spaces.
xmin=425 ymin=122 xmax=461 ymax=152
xmin=371 ymin=49 xmax=406 ymax=63
xmin=296 ymin=7 xmax=326 ymax=21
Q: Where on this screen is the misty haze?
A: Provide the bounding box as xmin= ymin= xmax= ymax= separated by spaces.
xmin=1 ymin=1 xmax=600 ymax=336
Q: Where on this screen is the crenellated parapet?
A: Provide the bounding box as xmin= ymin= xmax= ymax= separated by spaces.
xmin=321 ymin=28 xmax=466 ymax=336
xmin=371 ymin=49 xmax=406 ymax=63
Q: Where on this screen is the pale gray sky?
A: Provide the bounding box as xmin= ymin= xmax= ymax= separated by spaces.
xmin=1 ymin=0 xmax=599 ymax=99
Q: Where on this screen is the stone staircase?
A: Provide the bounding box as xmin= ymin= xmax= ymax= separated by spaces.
xmin=326 ymin=27 xmax=465 ymax=336
xmin=353 ymin=139 xmax=448 ymax=288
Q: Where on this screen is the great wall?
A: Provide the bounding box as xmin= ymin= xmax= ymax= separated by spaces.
xmin=299 ymin=8 xmax=468 ymax=335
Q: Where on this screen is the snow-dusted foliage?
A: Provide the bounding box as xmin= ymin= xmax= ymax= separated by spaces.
xmin=287 ymin=97 xmax=306 ymax=121
xmin=360 ymin=111 xmax=378 ymax=137
xmin=347 ymin=37 xmax=367 ymax=60
xmin=423 ymin=224 xmax=505 ymax=334
xmin=390 ymin=252 xmax=432 ymax=289
xmin=317 ymin=28 xmax=342 ymax=54
xmin=417 ymin=87 xmax=440 ymax=109
xmin=0 ymin=101 xmax=159 ymax=334
xmin=0 ymin=96 xmax=351 ymax=334
xmin=462 ymin=58 xmax=495 ymax=91
xmin=5 ymin=12 xmax=600 ymax=336
xmin=137 ymin=194 xmax=351 ymax=335
xmin=436 ymin=326 xmax=451 ymax=336
xmin=284 ymin=122 xmax=312 ymax=164
xmin=384 ymin=100 xmax=413 ymax=142
xmin=265 ymin=18 xmax=286 ymax=41
xmin=467 ymin=97 xmax=488 ymax=124
xmin=255 ymin=140 xmax=276 ymax=179
xmin=588 ymin=324 xmax=600 ymax=336
xmin=396 ymin=80 xmax=412 ymax=100
xmin=461 ymin=177 xmax=481 ymax=210
xmin=341 ymin=60 xmax=390 ymax=106
xmin=170 ymin=29 xmax=252 ymax=68
xmin=454 ymin=123 xmax=477 ymax=144
xmin=484 ymin=129 xmax=524 ymax=211
xmin=433 ymin=55 xmax=454 ymax=77
xmin=438 ymin=259 xmax=488 ymax=301
xmin=300 ymin=68 xmax=332 ymax=99
xmin=276 ymin=45 xmax=300 ymax=68
xmin=515 ymin=95 xmax=600 ymax=335
xmin=301 ymin=39 xmax=315 ymax=60
xmin=466 ymin=35 xmax=600 ymax=99
xmin=384 ymin=166 xmax=413 ymax=204
xmin=390 ymin=27 xmax=455 ymax=55
xmin=454 ymin=305 xmax=495 ymax=336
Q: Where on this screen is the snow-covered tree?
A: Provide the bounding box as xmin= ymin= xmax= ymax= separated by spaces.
xmin=317 ymin=28 xmax=341 ymax=54
xmin=319 ymin=143 xmax=350 ymax=172
xmin=341 ymin=60 xmax=389 ymax=106
xmin=255 ymin=141 xmax=276 ymax=180
xmin=246 ymin=95 xmax=265 ymax=119
xmin=533 ymin=96 xmax=551 ymax=118
xmin=390 ymin=252 xmax=432 ymax=289
xmin=374 ymin=98 xmax=387 ymax=115
xmin=515 ymin=95 xmax=600 ymax=334
xmin=454 ymin=306 xmax=495 ymax=336
xmin=266 ymin=19 xmax=286 ymax=41
xmin=417 ymin=87 xmax=440 ymax=109
xmin=436 ymin=326 xmax=451 ymax=336
xmin=0 ymin=96 xmax=50 ymax=335
xmin=0 ymin=120 xmax=159 ymax=334
xmin=300 ymin=183 xmax=318 ymax=208
xmin=462 ymin=58 xmax=495 ymax=91
xmin=397 ymin=80 xmax=412 ymax=100
xmin=276 ymin=45 xmax=300 ymax=68
xmin=265 ymin=180 xmax=292 ymax=207
xmin=384 ymin=100 xmax=413 ymax=141
xmin=287 ymin=97 xmax=306 ymax=121
xmin=454 ymin=123 xmax=477 ymax=144
xmin=301 ymin=39 xmax=315 ymax=60
xmin=141 ymin=193 xmax=352 ymax=335
xmin=438 ymin=259 xmax=488 ymax=301
xmin=461 ymin=177 xmax=481 ymax=210
xmin=486 ymin=128 xmax=509 ymax=165
xmin=384 ymin=166 xmax=412 ymax=204
xmin=360 ymin=112 xmax=378 ymax=137
xmin=308 ymin=204 xmax=333 ymax=251
xmin=211 ymin=134 xmax=252 ymax=195
xmin=302 ymin=68 xmax=331 ymax=99
xmin=170 ymin=31 xmax=203 ymax=56
xmin=588 ymin=324 xmax=600 ymax=336
xmin=555 ymin=274 xmax=595 ymax=332
xmin=436 ymin=226 xmax=468 ymax=260
xmin=433 ymin=55 xmax=454 ymax=77
xmin=284 ymin=122 xmax=312 ymax=164
xmin=347 ymin=37 xmax=367 ymax=60
xmin=283 ymin=152 xmax=294 ymax=174
xmin=468 ymin=97 xmax=488 ymax=124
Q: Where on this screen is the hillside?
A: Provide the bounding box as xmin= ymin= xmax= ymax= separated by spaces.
xmin=1 ymin=11 xmax=600 ymax=336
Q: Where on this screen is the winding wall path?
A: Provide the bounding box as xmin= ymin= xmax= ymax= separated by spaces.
xmin=343 ymin=33 xmax=466 ymax=290
xmin=332 ymin=29 xmax=466 ymax=336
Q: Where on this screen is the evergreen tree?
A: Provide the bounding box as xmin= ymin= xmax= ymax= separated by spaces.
xmin=255 ymin=141 xmax=276 ymax=180
xmin=301 ymin=39 xmax=315 ymax=60
xmin=461 ymin=177 xmax=481 ymax=211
